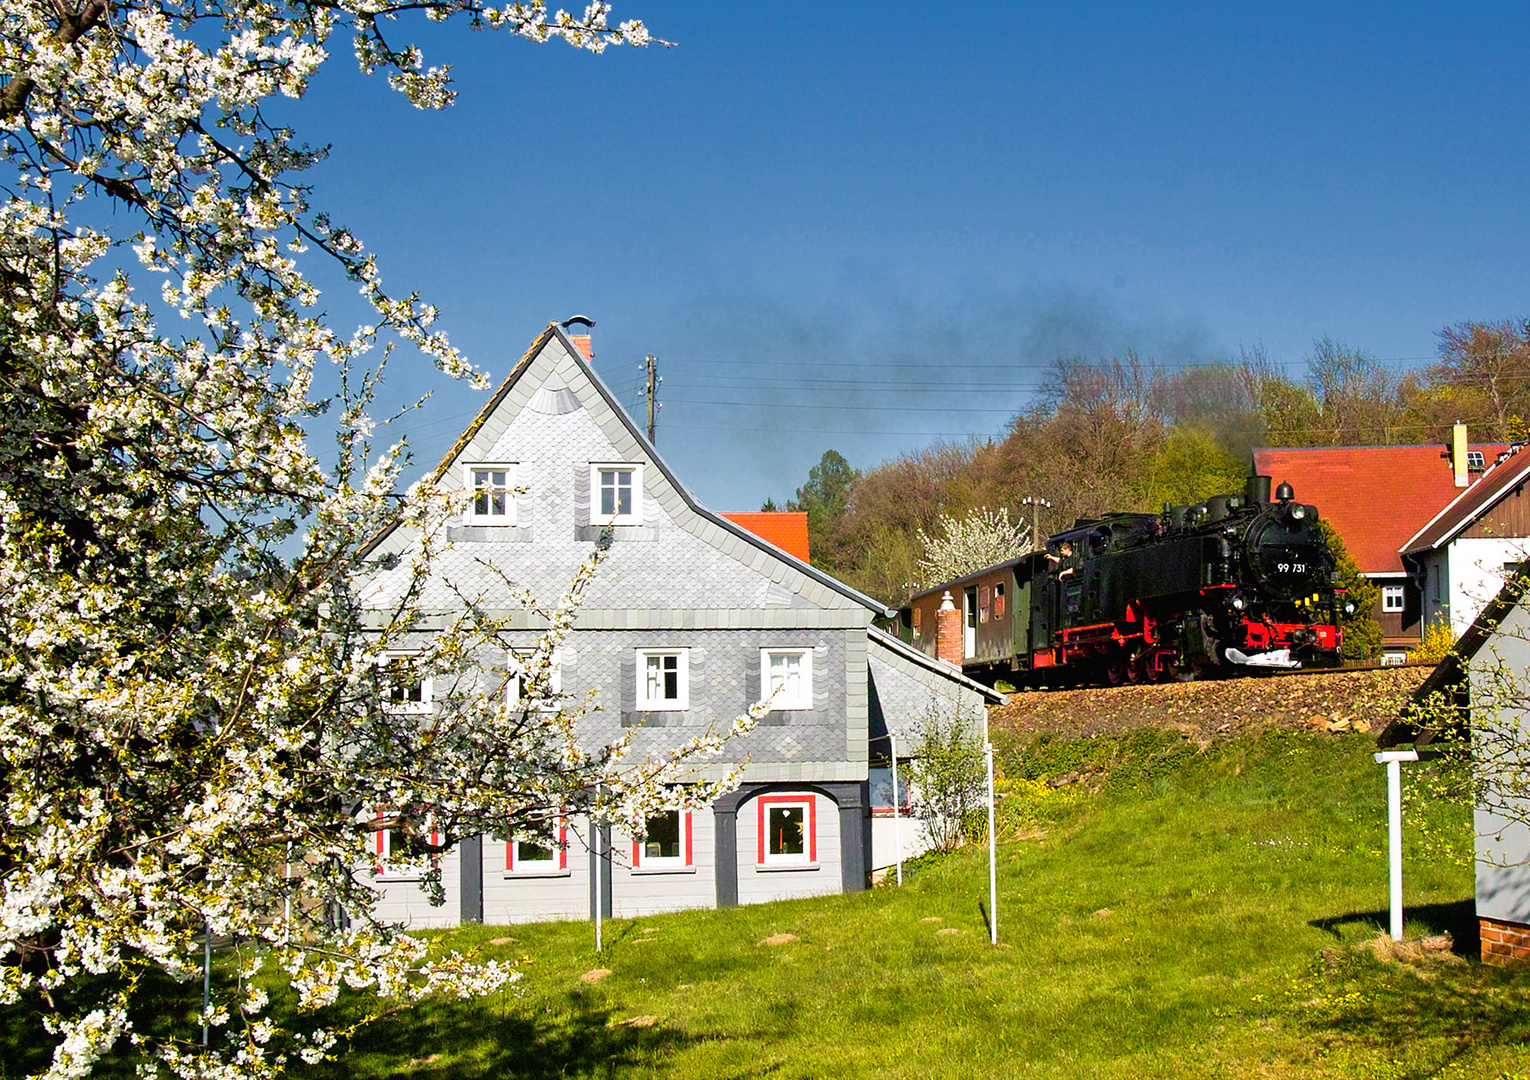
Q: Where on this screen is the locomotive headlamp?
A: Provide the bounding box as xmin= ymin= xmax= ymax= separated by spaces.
xmin=1290 ymin=505 xmax=1307 ymax=520
xmin=1231 ymin=595 xmax=1246 ymax=610
xmin=1344 ymin=601 xmax=1356 ymax=615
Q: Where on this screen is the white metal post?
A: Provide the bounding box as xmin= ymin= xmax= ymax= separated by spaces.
xmin=890 ymin=732 xmax=903 ymax=886
xmin=593 ymin=794 xmax=603 ymax=953
xmin=986 ymin=741 xmax=998 ymax=945
xmin=1374 ymin=749 xmax=1419 ymax=941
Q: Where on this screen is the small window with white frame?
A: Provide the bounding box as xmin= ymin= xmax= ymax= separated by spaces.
xmin=761 ymin=648 xmax=813 ymax=710
xmin=505 ymin=819 xmax=568 ymax=875
xmin=1381 ymin=585 xmax=1405 ymax=613
xmin=382 ymin=654 xmax=432 ymax=714
xmin=1467 ymin=450 xmax=1486 ymax=470
xmin=757 ymin=795 xmax=816 ymax=867
xmin=507 ymin=648 xmax=562 ymax=711
xmin=632 ymin=809 xmax=692 ymax=871
xmin=591 ymin=463 xmax=642 ymax=525
xmin=636 ymin=649 xmax=688 ymax=711
xmin=465 ymin=463 xmax=517 ymax=525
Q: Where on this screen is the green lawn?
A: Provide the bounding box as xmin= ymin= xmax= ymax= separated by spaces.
xmin=327 ymin=730 xmax=1530 ymax=1079
xmin=11 ymin=730 xmax=1530 ymax=1078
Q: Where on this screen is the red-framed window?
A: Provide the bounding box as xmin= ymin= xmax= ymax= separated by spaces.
xmin=505 ymin=819 xmax=569 ymax=873
xmin=373 ymin=809 xmax=439 ymax=877
xmin=632 ymin=810 xmax=693 ymax=870
xmin=757 ymin=795 xmax=817 ymax=866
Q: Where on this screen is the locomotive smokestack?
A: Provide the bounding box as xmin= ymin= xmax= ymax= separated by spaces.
xmin=1245 ymin=475 xmax=1272 ymax=506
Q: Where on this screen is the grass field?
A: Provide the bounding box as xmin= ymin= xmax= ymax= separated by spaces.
xmin=11 ymin=728 xmax=1530 ymax=1078
xmin=324 ymin=729 xmax=1530 ymax=1079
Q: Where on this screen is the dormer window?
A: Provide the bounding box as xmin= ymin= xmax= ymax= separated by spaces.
xmin=465 ymin=464 xmax=516 ymax=524
xmin=1467 ymin=450 xmax=1486 ymax=471
xmin=591 ymin=463 xmax=642 ymax=525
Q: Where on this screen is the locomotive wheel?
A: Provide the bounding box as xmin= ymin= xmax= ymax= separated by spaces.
xmin=1105 ymin=655 xmax=1129 ymax=685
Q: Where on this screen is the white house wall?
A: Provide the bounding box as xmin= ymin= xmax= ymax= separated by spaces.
xmin=1447 ymin=538 xmax=1529 ymax=635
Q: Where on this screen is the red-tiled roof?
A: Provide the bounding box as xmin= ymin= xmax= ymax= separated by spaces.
xmin=1252 ymin=444 xmax=1507 ymax=575
xmin=720 ymin=512 xmax=811 ymax=563
xmin=1402 ymin=445 xmax=1530 ymax=554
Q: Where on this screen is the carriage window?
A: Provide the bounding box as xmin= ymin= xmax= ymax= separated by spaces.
xmin=979 ymin=585 xmax=990 ymax=623
xmin=993 ymin=582 xmax=1006 ymax=618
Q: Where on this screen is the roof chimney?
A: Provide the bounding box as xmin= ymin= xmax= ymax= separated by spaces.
xmin=561 ymin=315 xmax=594 ymax=362
xmin=1453 ymin=421 xmax=1469 ymax=488
xmin=935 ymin=591 xmax=962 ymax=667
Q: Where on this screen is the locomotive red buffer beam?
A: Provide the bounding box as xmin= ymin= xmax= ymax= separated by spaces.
xmin=1226 ymin=617 xmax=1341 ymax=669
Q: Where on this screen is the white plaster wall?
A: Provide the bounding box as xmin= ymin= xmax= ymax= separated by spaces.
xmin=481 ymin=822 xmax=591 ymax=925
xmin=369 ymin=848 xmax=461 ymax=929
xmin=735 ymin=791 xmax=842 ymax=905
xmin=1448 ymin=538 xmax=1529 ymax=634
xmin=609 ymin=810 xmax=717 ymax=918
xmin=870 ymin=814 xmax=934 ymax=871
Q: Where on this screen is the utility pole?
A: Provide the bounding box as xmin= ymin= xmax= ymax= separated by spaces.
xmin=637 ymin=354 xmax=660 ymax=443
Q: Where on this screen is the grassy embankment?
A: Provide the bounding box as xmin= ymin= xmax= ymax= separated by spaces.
xmin=12 ymin=728 xmax=1530 ymax=1078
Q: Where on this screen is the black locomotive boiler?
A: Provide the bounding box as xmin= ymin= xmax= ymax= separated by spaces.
xmin=899 ymin=476 xmax=1350 ymax=684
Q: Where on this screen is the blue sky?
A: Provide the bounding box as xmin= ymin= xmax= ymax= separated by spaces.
xmin=294 ymin=1 xmax=1530 ymax=509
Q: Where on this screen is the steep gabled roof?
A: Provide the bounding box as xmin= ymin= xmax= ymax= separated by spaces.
xmin=720 ymin=512 xmax=810 ymax=562
xmin=866 ymin=626 xmax=1008 ymax=705
xmin=1401 ymin=445 xmax=1530 ymax=555
xmin=1253 ymin=444 xmax=1507 ymax=576
xmin=372 ymin=322 xmax=893 ymax=616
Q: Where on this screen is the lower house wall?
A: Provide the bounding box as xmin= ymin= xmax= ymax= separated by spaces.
xmin=371 ymin=783 xmax=868 ymax=926
xmin=735 ymin=790 xmax=844 ymax=904
xmin=1480 ymin=915 xmax=1530 ymax=965
xmin=481 ymin=821 xmax=593 ymax=925
xmin=369 ymin=848 xmax=462 ymax=929
xmin=611 ymin=810 xmax=717 ymax=918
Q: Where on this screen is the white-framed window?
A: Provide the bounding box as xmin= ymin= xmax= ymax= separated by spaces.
xmin=632 ymin=809 xmax=692 ymax=871
xmin=591 ymin=463 xmax=642 ymax=525
xmin=373 ymin=809 xmax=439 ymax=879
xmin=505 ymin=820 xmax=568 ymax=875
xmin=1467 ymin=450 xmax=1486 ymax=470
xmin=1380 ymin=651 xmax=1408 ymax=667
xmin=465 ymin=463 xmax=516 ymax=525
xmin=382 ymin=653 xmax=432 ymax=714
xmin=1381 ymin=585 xmax=1405 ymax=613
xmin=636 ymin=649 xmax=688 ymax=711
xmin=757 ymin=795 xmax=816 ymax=867
xmin=507 ymin=648 xmax=562 ymax=710
xmin=761 ymin=648 xmax=813 ymax=710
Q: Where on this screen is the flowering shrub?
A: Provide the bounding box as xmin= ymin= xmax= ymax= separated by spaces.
xmin=914 ymin=507 xmax=1032 ymax=590
xmin=0 ymin=4 xmax=765 ymax=1078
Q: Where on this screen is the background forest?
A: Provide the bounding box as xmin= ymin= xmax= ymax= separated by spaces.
xmin=770 ymin=319 xmax=1530 ymax=609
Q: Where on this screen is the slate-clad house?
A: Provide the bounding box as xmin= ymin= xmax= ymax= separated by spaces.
xmin=360 ymin=320 xmax=1003 ymax=927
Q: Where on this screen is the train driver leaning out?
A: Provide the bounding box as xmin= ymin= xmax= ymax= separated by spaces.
xmin=1047 ymin=541 xmax=1076 ymax=578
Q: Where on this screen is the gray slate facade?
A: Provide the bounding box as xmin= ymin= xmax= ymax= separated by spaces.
xmin=366 ymin=322 xmax=1003 ymax=926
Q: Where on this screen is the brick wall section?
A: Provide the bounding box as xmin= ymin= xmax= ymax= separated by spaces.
xmin=1480 ymin=915 xmax=1530 ymax=964
xmin=935 ymin=593 xmax=962 ymax=666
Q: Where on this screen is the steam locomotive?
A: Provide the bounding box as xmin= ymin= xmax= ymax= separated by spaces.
xmin=898 ymin=476 xmax=1350 ymax=685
